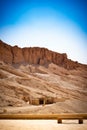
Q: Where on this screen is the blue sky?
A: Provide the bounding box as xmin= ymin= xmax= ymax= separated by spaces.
xmin=0 ymin=0 xmax=87 ymax=64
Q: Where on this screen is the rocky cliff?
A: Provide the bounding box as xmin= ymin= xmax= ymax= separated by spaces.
xmin=0 ymin=40 xmax=79 ymax=69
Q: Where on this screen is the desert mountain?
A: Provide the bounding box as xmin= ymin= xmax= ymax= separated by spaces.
xmin=0 ymin=40 xmax=87 ymax=114
xmin=0 ymin=40 xmax=81 ymax=69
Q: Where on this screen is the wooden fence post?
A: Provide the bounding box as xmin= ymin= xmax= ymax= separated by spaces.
xmin=57 ymin=119 xmax=62 ymax=123
xmin=79 ymin=119 xmax=83 ymax=124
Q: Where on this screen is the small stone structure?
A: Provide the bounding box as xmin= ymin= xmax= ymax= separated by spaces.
xmin=29 ymin=97 xmax=54 ymax=105
xmin=23 ymin=95 xmax=66 ymax=105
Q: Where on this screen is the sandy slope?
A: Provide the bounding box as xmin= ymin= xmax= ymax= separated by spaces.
xmin=0 ymin=61 xmax=87 ymax=114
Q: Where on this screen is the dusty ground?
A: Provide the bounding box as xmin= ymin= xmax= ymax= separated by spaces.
xmin=0 ymin=61 xmax=87 ymax=114
xmin=0 ymin=120 xmax=87 ymax=130
xmin=0 ymin=61 xmax=87 ymax=129
xmin=0 ymin=98 xmax=87 ymax=114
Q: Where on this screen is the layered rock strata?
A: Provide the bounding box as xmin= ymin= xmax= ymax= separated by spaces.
xmin=0 ymin=40 xmax=79 ymax=69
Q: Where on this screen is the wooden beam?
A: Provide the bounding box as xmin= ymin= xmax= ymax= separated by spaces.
xmin=0 ymin=113 xmax=87 ymax=121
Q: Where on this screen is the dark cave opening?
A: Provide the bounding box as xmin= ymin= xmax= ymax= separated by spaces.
xmin=39 ymin=98 xmax=44 ymax=105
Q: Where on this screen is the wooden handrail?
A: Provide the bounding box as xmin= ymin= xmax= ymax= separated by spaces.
xmin=0 ymin=113 xmax=87 ymax=124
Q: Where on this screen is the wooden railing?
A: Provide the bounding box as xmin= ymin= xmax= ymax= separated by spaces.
xmin=0 ymin=113 xmax=87 ymax=124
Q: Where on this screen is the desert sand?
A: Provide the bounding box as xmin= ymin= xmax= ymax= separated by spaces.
xmin=0 ymin=61 xmax=87 ymax=114
xmin=0 ymin=120 xmax=87 ymax=130
xmin=0 ymin=41 xmax=87 ymax=130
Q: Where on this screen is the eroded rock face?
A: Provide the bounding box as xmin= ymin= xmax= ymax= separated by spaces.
xmin=12 ymin=46 xmax=24 ymax=64
xmin=0 ymin=40 xmax=79 ymax=69
xmin=0 ymin=40 xmax=13 ymax=64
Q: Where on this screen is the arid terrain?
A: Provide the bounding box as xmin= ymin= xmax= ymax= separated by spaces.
xmin=0 ymin=40 xmax=87 ymax=129
xmin=0 ymin=61 xmax=87 ymax=114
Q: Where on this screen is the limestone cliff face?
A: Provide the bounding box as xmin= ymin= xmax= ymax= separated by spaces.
xmin=12 ymin=46 xmax=24 ymax=64
xmin=22 ymin=47 xmax=67 ymax=65
xmin=0 ymin=40 xmax=12 ymax=64
xmin=0 ymin=40 xmax=79 ymax=69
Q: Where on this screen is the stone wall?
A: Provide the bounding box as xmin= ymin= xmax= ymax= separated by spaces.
xmin=29 ymin=97 xmax=54 ymax=105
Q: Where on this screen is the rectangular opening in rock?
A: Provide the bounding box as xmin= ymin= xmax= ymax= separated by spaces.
xmin=39 ymin=98 xmax=44 ymax=105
